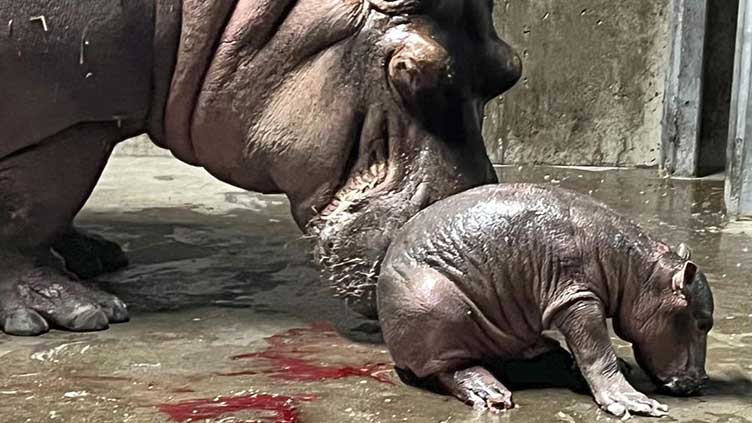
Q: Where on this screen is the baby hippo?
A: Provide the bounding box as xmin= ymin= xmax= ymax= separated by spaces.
xmin=378 ymin=184 xmax=713 ymax=418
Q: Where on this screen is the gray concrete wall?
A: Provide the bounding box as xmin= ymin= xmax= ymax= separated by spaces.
xmin=484 ymin=0 xmax=671 ymax=166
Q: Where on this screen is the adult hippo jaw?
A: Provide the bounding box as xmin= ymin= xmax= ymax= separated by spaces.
xmin=297 ymin=2 xmax=522 ymax=317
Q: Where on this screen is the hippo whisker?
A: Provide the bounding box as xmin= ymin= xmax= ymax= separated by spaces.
xmin=29 ymin=15 xmax=49 ymax=32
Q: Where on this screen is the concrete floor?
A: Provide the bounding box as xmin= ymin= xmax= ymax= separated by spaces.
xmin=0 ymin=156 xmax=750 ymax=423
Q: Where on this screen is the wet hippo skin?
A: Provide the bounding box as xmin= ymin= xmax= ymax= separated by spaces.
xmin=0 ymin=1 xmax=522 ymax=335
xmin=378 ymin=184 xmax=714 ymax=418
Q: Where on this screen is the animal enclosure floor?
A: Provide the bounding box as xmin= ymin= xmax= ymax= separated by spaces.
xmin=0 ymin=156 xmax=750 ymax=423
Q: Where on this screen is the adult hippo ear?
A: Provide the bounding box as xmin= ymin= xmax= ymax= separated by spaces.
xmin=676 ymin=243 xmax=693 ymax=261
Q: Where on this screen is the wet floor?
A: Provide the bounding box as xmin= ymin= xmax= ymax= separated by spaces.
xmin=0 ymin=157 xmax=750 ymax=423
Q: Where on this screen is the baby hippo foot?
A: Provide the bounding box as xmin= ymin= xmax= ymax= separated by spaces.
xmin=595 ymin=383 xmax=668 ymax=419
xmin=52 ymin=226 xmax=128 ymax=279
xmin=0 ymin=264 xmax=128 ymax=336
xmin=437 ymin=366 xmax=515 ymax=412
xmin=567 ymin=357 xmax=634 ymax=394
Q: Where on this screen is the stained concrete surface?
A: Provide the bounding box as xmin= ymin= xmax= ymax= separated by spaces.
xmin=0 ymin=156 xmax=751 ymax=423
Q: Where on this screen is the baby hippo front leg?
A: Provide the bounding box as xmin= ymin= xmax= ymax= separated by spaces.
xmin=436 ymin=366 xmax=515 ymax=412
xmin=555 ymin=300 xmax=668 ymax=418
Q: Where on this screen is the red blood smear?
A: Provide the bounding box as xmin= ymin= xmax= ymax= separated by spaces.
xmin=227 ymin=322 xmax=393 ymax=385
xmin=230 ymin=353 xmax=392 ymax=384
xmin=158 ymin=393 xmax=316 ymax=423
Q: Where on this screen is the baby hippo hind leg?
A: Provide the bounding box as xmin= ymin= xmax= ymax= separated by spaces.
xmin=436 ymin=366 xmax=515 ymax=412
xmin=379 ymin=266 xmax=514 ymax=412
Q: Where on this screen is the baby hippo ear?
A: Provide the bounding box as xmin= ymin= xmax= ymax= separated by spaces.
xmin=676 ymin=242 xmax=692 ymax=260
xmin=672 ymin=261 xmax=698 ymax=293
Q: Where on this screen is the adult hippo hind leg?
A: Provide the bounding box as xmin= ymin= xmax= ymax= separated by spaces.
xmin=0 ymin=123 xmax=129 ymax=336
xmin=52 ymin=226 xmax=129 ymax=280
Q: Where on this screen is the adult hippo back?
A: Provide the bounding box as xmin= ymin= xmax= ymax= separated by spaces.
xmin=0 ymin=0 xmax=521 ymax=335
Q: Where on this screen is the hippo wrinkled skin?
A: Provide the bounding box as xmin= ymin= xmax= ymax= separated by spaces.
xmin=0 ymin=0 xmax=522 ymax=335
xmin=378 ymin=184 xmax=714 ymax=418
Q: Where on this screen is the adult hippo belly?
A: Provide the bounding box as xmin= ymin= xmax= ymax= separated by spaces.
xmin=0 ymin=0 xmax=521 ymax=335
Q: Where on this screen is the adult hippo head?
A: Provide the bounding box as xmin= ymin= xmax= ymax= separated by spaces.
xmin=161 ymin=0 xmax=522 ymax=317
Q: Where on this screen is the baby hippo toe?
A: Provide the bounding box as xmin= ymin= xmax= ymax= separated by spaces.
xmin=596 ymin=387 xmax=668 ymax=418
xmin=476 ymin=385 xmax=514 ymax=412
xmin=438 ymin=366 xmax=515 ymax=412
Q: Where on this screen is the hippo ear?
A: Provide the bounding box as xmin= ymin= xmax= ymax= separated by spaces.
xmin=672 ymin=261 xmax=698 ymax=293
xmin=676 ymin=243 xmax=692 ymax=260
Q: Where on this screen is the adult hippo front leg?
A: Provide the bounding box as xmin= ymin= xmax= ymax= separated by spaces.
xmin=0 ymin=123 xmax=128 ymax=336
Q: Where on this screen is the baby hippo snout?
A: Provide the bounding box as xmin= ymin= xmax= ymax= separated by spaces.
xmin=659 ymin=371 xmax=709 ymax=396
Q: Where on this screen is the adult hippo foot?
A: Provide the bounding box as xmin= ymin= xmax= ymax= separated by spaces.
xmin=52 ymin=226 xmax=128 ymax=280
xmin=594 ymin=384 xmax=668 ymax=419
xmin=437 ymin=366 xmax=515 ymax=413
xmin=0 ymin=261 xmax=128 ymax=336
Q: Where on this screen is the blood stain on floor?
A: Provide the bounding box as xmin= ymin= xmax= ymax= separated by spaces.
xmin=158 ymin=393 xmax=316 ymax=423
xmin=224 ymin=322 xmax=393 ymax=384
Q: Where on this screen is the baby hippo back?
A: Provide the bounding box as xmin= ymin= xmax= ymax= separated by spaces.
xmin=377 ymin=184 xmax=600 ymax=378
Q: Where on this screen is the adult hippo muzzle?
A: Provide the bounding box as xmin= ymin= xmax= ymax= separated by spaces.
xmin=0 ymin=0 xmax=520 ymax=334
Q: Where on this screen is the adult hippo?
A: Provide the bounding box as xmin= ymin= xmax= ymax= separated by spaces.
xmin=0 ymin=0 xmax=521 ymax=335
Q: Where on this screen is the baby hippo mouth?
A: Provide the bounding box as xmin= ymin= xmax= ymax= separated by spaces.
xmin=657 ymin=374 xmax=709 ymax=396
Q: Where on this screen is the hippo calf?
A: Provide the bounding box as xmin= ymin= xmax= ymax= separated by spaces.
xmin=378 ymin=184 xmax=714 ymax=418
